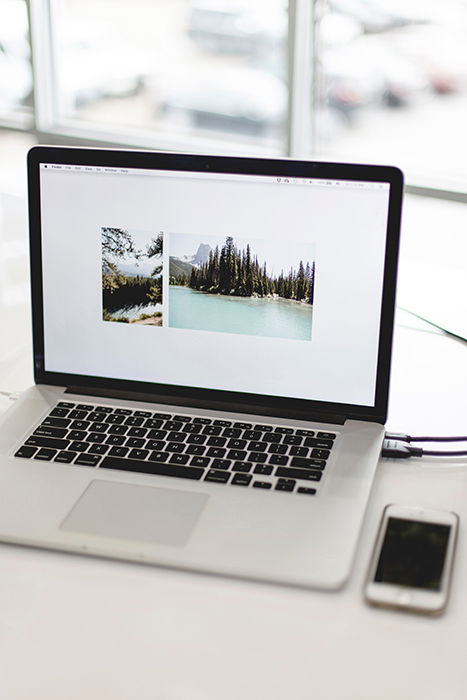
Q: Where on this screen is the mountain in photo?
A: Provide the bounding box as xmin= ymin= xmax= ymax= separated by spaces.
xmin=170 ymin=242 xmax=212 ymax=277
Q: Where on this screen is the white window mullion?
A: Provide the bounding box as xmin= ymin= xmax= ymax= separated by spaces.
xmin=28 ymin=0 xmax=58 ymax=133
xmin=288 ymin=0 xmax=313 ymax=158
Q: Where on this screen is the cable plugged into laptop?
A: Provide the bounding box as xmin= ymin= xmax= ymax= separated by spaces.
xmin=383 ymin=433 xmax=467 ymax=459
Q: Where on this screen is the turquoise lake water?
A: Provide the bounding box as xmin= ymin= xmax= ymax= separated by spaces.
xmin=169 ymin=285 xmax=312 ymax=341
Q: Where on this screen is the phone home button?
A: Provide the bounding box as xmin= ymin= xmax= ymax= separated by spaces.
xmin=396 ymin=589 xmax=412 ymax=606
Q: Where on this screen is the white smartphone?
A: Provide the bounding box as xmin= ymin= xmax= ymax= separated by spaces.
xmin=364 ymin=504 xmax=459 ymax=615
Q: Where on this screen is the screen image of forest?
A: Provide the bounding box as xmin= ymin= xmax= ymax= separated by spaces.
xmin=101 ymin=227 xmax=163 ymax=326
xmin=169 ymin=234 xmax=315 ymax=341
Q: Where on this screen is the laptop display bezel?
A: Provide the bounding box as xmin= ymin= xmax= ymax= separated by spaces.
xmin=27 ymin=146 xmax=402 ymax=424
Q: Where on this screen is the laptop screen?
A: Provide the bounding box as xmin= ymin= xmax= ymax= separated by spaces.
xmin=34 ymin=153 xmax=399 ymax=415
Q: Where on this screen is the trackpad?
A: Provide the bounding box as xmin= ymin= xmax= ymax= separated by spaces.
xmin=61 ymin=480 xmax=210 ymax=547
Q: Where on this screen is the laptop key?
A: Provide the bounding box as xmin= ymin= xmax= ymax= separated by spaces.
xmin=227 ymin=449 xmax=247 ymax=460
xmin=134 ymin=410 xmax=152 ymax=417
xmin=148 ymin=451 xmax=169 ymax=462
xmin=127 ymin=427 xmax=148 ymax=437
xmin=163 ymin=421 xmax=183 ymax=431
xmin=296 ymin=429 xmax=315 ymax=437
xmin=74 ymin=453 xmax=101 ymax=467
xmin=54 ymin=451 xmax=77 ymax=463
xmin=167 ymin=431 xmax=186 ymax=442
xmin=222 ymin=428 xmax=241 ymax=438
xmin=310 ymin=449 xmax=330 ymax=460
xmin=88 ymin=444 xmax=109 ymax=455
xmin=56 ymin=401 xmax=75 ymax=409
xmin=317 ymin=432 xmax=336 ymax=440
xmin=69 ymin=420 xmax=90 ymax=431
xmin=42 ymin=417 xmax=71 ymax=428
xmin=25 ymin=435 xmax=70 ymax=450
xmin=125 ymin=437 xmax=145 ymax=448
xmin=87 ymin=432 xmax=107 ymax=443
xmin=194 ymin=417 xmax=213 ymax=424
xmin=146 ymin=439 xmax=165 ymax=451
xmin=248 ymin=452 xmax=268 ymax=463
xmin=303 ymin=437 xmax=333 ymax=449
xmin=169 ymin=454 xmax=190 ymax=465
xmin=34 ymin=448 xmax=57 ymax=461
xmin=107 ymin=424 xmax=128 ymax=435
xmin=242 ymin=430 xmax=262 ymax=441
xmin=232 ymin=461 xmax=252 ymax=473
xmin=114 ymin=408 xmax=132 ymax=415
xmin=297 ymin=487 xmax=317 ymax=495
xmin=165 ymin=442 xmax=185 ymax=453
xmin=205 ymin=469 xmax=230 ymax=483
xmin=275 ymin=467 xmax=322 ymax=482
xmin=248 ymin=441 xmax=267 ymax=452
xmin=252 ymin=481 xmax=272 ymax=489
xmin=15 ymin=445 xmax=37 ymax=459
xmin=282 ymin=435 xmax=302 ymax=446
xmin=109 ymin=446 xmax=129 ymax=457
xmin=253 ymin=464 xmax=273 ymax=475
xmin=267 ymin=444 xmax=287 ymax=455
xmin=105 ymin=414 xmax=125 ymax=425
xmin=143 ymin=419 xmax=163 ymax=429
xmin=89 ymin=422 xmax=108 ymax=432
xmin=68 ymin=410 xmax=87 ymax=420
xmin=212 ymin=419 xmax=230 ymax=426
xmin=269 ymin=455 xmax=288 ymax=466
xmin=202 ymin=425 xmax=222 ymax=436
xmin=289 ymin=446 xmax=308 ymax=457
xmin=262 ymin=433 xmax=282 ymax=443
xmin=290 ymin=457 xmax=327 ymax=470
xmin=227 ymin=439 xmax=246 ymax=449
xmin=49 ymin=407 xmax=70 ymax=418
xmin=185 ymin=445 xmax=206 ymax=456
xmin=275 ymin=479 xmax=296 ymax=492
xmin=106 ymin=435 xmax=126 ymax=446
xmin=231 ymin=473 xmax=252 ymax=486
xmin=76 ymin=404 xmax=94 ymax=411
xmin=67 ymin=430 xmax=87 ymax=441
xmin=186 ymin=434 xmax=207 ymax=445
xmin=206 ymin=447 xmax=226 ymax=458
xmin=274 ymin=427 xmax=293 ymax=434
xmin=211 ymin=458 xmax=231 ymax=470
xmin=190 ymin=456 xmax=210 ymax=467
xmin=100 ymin=455 xmax=203 ymax=480
xmin=128 ymin=449 xmax=149 ymax=460
xmin=206 ymin=436 xmax=226 ymax=447
xmin=69 ymin=441 xmax=90 ymax=452
xmin=233 ymin=422 xmax=252 ymax=430
xmin=34 ymin=426 xmax=68 ymax=438
xmin=173 ymin=415 xmax=191 ymax=422
xmin=182 ymin=423 xmax=202 ymax=433
xmin=124 ymin=416 xmax=144 ymax=427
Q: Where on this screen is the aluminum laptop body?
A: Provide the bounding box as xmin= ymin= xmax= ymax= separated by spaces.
xmin=0 ymin=147 xmax=402 ymax=590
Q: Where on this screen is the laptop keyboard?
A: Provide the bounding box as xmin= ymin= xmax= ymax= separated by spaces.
xmin=14 ymin=402 xmax=337 ymax=495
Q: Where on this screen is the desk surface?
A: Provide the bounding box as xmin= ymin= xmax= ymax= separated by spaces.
xmin=1 ymin=192 xmax=467 ymax=700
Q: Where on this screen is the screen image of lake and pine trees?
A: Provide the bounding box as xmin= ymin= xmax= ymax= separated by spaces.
xmin=101 ymin=227 xmax=163 ymax=325
xmin=169 ymin=233 xmax=315 ymax=341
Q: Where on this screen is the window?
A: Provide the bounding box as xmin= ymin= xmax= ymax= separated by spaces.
xmin=0 ymin=0 xmax=33 ymax=126
xmin=2 ymin=0 xmax=467 ymax=194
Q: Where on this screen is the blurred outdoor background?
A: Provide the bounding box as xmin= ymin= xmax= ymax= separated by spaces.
xmin=1 ymin=0 xmax=466 ymax=191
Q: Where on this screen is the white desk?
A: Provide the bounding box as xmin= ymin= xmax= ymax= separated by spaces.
xmin=1 ymin=191 xmax=467 ymax=699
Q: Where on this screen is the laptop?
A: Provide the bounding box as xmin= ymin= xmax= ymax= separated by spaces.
xmin=0 ymin=146 xmax=402 ymax=590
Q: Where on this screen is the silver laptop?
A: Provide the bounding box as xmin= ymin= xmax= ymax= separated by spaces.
xmin=0 ymin=146 xmax=402 ymax=589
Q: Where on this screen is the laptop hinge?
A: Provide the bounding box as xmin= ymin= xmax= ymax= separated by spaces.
xmin=65 ymin=385 xmax=347 ymax=425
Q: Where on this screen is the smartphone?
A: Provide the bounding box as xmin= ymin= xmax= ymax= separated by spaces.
xmin=364 ymin=504 xmax=459 ymax=615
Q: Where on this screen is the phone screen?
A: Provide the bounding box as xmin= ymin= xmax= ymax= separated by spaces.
xmin=374 ymin=517 xmax=451 ymax=590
